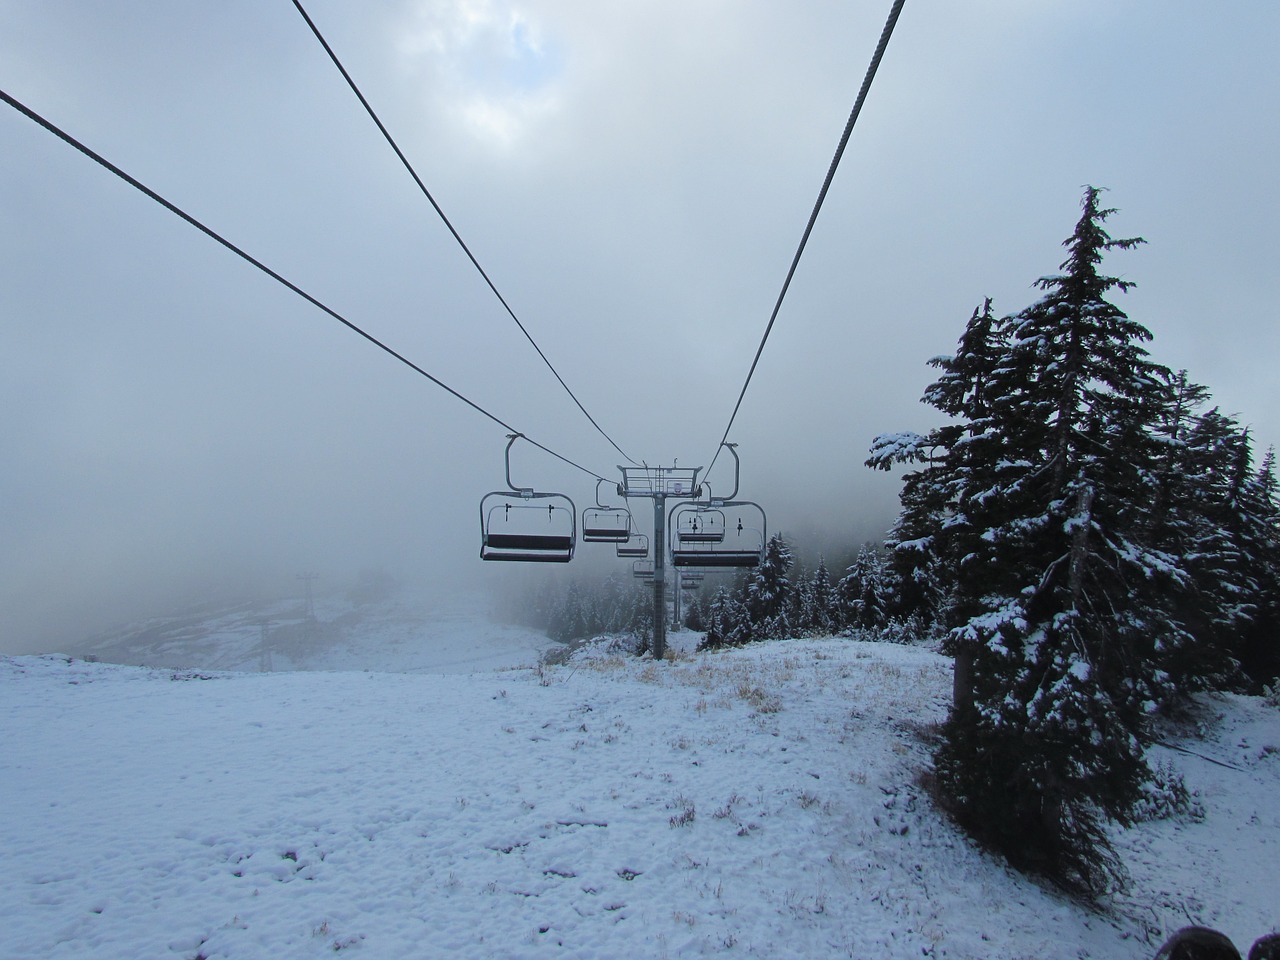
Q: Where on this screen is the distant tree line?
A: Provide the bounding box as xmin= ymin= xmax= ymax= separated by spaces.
xmin=692 ymin=538 xmax=910 ymax=649
xmin=498 ymin=573 xmax=654 ymax=645
xmin=500 ymin=536 xmax=911 ymax=652
xmin=868 ymin=187 xmax=1280 ymax=895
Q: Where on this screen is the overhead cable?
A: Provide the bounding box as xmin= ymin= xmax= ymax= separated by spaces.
xmin=290 ymin=0 xmax=638 ymax=467
xmin=0 ymin=87 xmax=608 ymax=483
xmin=706 ymin=0 xmax=906 ymax=478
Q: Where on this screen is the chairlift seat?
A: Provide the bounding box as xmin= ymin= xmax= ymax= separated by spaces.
xmin=484 ymin=532 xmax=574 ymax=551
xmin=480 ymin=493 xmax=576 ymax=563
xmin=668 ymin=499 xmax=765 ymax=570
xmin=483 ymin=547 xmax=574 ymax=563
xmin=672 ymin=549 xmax=761 ymax=568
xmin=678 ymin=530 xmax=725 ymax=543
xmin=582 ymin=506 xmax=632 ymax=543
xmin=616 ymin=534 xmax=650 ymax=558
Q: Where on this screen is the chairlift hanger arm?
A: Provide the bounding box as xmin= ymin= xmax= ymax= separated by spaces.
xmin=721 ymin=443 xmax=740 ymax=502
xmin=593 ymin=478 xmax=615 ymax=509
xmin=700 ymin=443 xmax=740 ymax=506
xmin=504 ymin=433 xmax=533 ymax=496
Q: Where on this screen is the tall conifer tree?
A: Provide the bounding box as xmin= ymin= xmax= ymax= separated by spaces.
xmin=933 ymin=187 xmax=1191 ymax=894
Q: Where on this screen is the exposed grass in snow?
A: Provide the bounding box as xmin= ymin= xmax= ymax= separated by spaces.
xmin=2 ymin=632 xmax=1277 ymax=959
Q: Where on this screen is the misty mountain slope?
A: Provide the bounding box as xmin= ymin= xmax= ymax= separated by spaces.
xmin=2 ymin=638 xmax=1276 ymax=959
xmin=77 ymin=589 xmax=552 ymax=674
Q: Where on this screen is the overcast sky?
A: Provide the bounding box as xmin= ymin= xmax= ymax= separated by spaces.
xmin=3 ymin=1 xmax=1277 ymax=653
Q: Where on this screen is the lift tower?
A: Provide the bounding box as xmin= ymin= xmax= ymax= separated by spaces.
xmin=617 ymin=464 xmax=702 ymax=660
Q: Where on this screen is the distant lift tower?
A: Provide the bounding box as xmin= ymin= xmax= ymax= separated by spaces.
xmin=258 ymin=619 xmax=273 ymax=673
xmin=297 ymin=572 xmax=319 ymax=643
xmin=298 ymin=572 xmax=318 ymax=621
xmin=617 ymin=464 xmax=703 ymax=660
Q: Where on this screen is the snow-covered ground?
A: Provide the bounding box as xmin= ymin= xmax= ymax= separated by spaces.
xmin=3 ymin=624 xmax=1277 ymax=958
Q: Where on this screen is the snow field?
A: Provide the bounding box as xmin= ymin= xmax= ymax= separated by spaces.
xmin=2 ymin=638 xmax=1277 ymax=958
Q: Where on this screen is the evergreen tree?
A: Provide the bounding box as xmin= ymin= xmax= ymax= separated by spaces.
xmin=721 ymin=594 xmax=756 ymax=647
xmin=697 ymin=587 xmax=732 ymax=650
xmin=1233 ymin=448 xmax=1280 ymax=686
xmin=868 ymin=298 xmax=1011 ymax=629
xmin=867 ymin=431 xmax=950 ymax=620
xmin=747 ymin=534 xmax=794 ymax=638
xmin=547 ymin=579 xmax=584 ymax=643
xmin=786 ymin=557 xmax=812 ymax=634
xmin=837 ymin=544 xmax=893 ymax=631
xmin=807 ymin=556 xmax=837 ymax=636
xmin=1148 ymin=394 xmax=1256 ymax=692
xmin=927 ymin=188 xmax=1182 ymax=894
xmin=682 ymin=588 xmax=706 ymax=632
xmin=524 ymin=573 xmax=657 ymax=646
xmin=870 ymin=187 xmax=1274 ymax=895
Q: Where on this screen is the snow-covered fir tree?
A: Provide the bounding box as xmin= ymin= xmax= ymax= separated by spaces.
xmin=683 ymin=589 xmax=708 ymax=632
xmin=836 ymin=545 xmax=894 ymax=631
xmin=513 ymin=573 xmax=652 ymax=645
xmin=874 ymin=188 xmax=1234 ymax=894
xmin=786 ymin=556 xmax=813 ymax=634
xmin=1146 ymin=382 xmax=1257 ymax=692
xmin=697 ymin=588 xmax=728 ymax=650
xmin=1231 ymin=447 xmax=1280 ymax=686
xmin=867 ymin=297 xmax=1010 ymax=632
xmin=697 ymin=586 xmax=751 ymax=650
xmin=746 ymin=534 xmax=794 ymax=639
xmin=942 ymin=188 xmax=1187 ymax=894
xmin=696 ymin=537 xmax=796 ymax=647
xmin=805 ymin=556 xmax=837 ymax=636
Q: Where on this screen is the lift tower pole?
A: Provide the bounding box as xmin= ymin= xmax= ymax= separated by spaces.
xmin=652 ymin=492 xmax=666 ymax=658
xmin=618 ymin=464 xmax=702 ymax=661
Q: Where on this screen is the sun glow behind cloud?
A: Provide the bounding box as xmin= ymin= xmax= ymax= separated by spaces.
xmin=397 ymin=0 xmax=563 ymax=148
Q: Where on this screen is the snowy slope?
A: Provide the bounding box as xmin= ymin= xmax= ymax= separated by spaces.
xmin=2 ymin=634 xmax=1277 ymax=959
xmin=76 ymin=589 xmax=552 ymax=675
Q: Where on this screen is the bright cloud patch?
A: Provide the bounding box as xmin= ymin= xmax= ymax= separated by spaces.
xmin=398 ymin=0 xmax=563 ymax=147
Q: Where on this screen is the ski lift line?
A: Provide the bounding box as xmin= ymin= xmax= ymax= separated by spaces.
xmin=0 ymin=88 xmax=609 ymax=485
xmin=705 ymin=0 xmax=907 ymax=479
xmin=290 ymin=0 xmax=640 ymax=468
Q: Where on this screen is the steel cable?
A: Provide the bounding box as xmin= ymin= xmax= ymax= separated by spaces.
xmin=291 ymin=0 xmax=639 ymax=467
xmin=706 ymin=0 xmax=906 ymax=479
xmin=0 ymin=87 xmax=609 ymax=483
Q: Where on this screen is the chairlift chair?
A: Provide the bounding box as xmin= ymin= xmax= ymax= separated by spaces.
xmin=669 ymin=441 xmax=765 ymax=568
xmin=616 ymin=533 xmax=650 ymax=558
xmin=481 ymin=497 xmax=576 ymax=562
xmin=632 ymin=558 xmax=654 ymax=580
xmin=582 ymin=479 xmax=633 ymax=543
xmin=479 ymin=435 xmax=577 ymax=562
xmin=669 ymin=501 xmax=766 ymax=569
